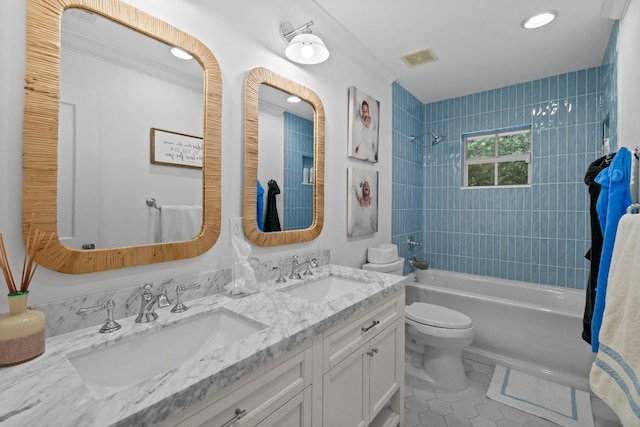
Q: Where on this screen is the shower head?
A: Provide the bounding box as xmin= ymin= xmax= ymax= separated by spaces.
xmin=409 ymin=131 xmax=445 ymax=145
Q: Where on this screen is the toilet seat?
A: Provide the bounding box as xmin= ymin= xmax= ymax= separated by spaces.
xmin=406 ymin=302 xmax=472 ymax=329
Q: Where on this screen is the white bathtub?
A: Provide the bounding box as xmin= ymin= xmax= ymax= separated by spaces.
xmin=407 ymin=269 xmax=595 ymax=391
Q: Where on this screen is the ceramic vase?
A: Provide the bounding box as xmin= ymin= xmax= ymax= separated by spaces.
xmin=0 ymin=291 xmax=45 ymax=366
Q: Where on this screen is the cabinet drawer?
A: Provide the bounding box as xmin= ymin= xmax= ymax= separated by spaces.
xmin=322 ymin=293 xmax=403 ymax=372
xmin=173 ymin=345 xmax=312 ymax=426
xmin=256 ymin=386 xmax=312 ymax=427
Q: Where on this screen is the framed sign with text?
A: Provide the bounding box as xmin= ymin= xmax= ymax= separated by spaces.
xmin=150 ymin=128 xmax=203 ymax=169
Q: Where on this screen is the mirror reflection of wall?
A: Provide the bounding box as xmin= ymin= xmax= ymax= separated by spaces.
xmin=59 ymin=9 xmax=204 ymax=249
xmin=258 ymin=84 xmax=314 ymax=232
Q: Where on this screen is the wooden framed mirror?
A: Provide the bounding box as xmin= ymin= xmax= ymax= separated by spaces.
xmin=23 ymin=0 xmax=222 ymax=273
xmin=243 ymin=67 xmax=324 ymax=246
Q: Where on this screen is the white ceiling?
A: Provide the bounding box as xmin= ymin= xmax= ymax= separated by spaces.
xmin=278 ymin=0 xmax=619 ymax=104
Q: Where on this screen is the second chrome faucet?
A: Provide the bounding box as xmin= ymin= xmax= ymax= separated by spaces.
xmin=135 ymin=284 xmax=171 ymax=323
xmin=289 ymin=255 xmax=318 ymax=279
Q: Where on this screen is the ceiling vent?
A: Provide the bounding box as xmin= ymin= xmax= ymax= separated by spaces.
xmin=400 ymin=48 xmax=438 ymax=68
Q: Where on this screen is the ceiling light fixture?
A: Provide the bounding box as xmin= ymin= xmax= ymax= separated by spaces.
xmin=280 ymin=20 xmax=329 ymax=65
xmin=522 ymin=11 xmax=557 ymax=29
xmin=170 ymin=47 xmax=193 ymax=60
xmin=287 ymin=95 xmax=301 ymax=103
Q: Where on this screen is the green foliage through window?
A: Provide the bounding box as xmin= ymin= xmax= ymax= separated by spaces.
xmin=464 ymin=128 xmax=531 ymax=187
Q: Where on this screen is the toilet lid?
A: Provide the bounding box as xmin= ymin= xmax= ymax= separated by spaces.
xmin=406 ymin=303 xmax=472 ymax=329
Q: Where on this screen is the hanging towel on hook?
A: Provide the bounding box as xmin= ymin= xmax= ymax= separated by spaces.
xmin=590 ymin=213 xmax=640 ymax=425
xmin=591 ymin=147 xmax=632 ymax=352
xmin=257 ymin=180 xmax=265 ymax=231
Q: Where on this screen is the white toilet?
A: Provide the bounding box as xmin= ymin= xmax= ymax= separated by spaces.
xmin=362 ymin=244 xmax=475 ymax=390
xmin=405 ymin=302 xmax=474 ymax=390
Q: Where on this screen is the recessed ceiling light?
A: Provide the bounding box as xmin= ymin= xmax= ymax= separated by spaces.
xmin=170 ymin=47 xmax=193 ymax=60
xmin=287 ymin=95 xmax=301 ymax=103
xmin=522 ymin=11 xmax=557 ymax=29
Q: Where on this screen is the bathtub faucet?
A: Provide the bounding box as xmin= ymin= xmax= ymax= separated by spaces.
xmin=409 ymin=256 xmax=429 ymax=270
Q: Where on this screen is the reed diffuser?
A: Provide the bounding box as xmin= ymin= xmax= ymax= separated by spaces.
xmin=0 ymin=224 xmax=52 ymax=366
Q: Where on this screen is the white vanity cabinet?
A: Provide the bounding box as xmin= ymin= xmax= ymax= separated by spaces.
xmin=159 ymin=343 xmax=313 ymax=427
xmin=158 ymin=289 xmax=404 ymax=427
xmin=319 ymin=292 xmax=405 ymax=427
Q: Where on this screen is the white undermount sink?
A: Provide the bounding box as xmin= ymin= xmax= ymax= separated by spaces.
xmin=280 ymin=275 xmax=369 ymax=303
xmin=68 ymin=309 xmax=267 ymax=399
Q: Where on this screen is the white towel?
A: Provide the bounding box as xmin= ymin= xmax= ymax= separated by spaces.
xmin=160 ymin=205 xmax=202 ymax=243
xmin=590 ymin=213 xmax=640 ymax=426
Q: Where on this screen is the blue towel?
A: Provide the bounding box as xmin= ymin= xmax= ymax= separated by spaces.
xmin=591 ymin=147 xmax=632 ymax=352
xmin=257 ymin=180 xmax=265 ymax=231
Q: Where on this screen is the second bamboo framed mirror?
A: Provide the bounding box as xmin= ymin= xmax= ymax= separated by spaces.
xmin=243 ymin=67 xmax=324 ymax=246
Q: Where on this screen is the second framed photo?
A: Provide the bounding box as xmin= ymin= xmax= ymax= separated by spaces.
xmin=347 ymin=167 xmax=379 ymax=237
xmin=347 ymin=87 xmax=380 ymax=163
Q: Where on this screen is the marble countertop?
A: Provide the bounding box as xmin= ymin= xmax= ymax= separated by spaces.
xmin=0 ymin=265 xmax=406 ymax=427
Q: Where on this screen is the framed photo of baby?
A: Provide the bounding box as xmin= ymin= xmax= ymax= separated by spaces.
xmin=347 ymin=87 xmax=380 ymax=163
xmin=347 ymin=167 xmax=379 ymax=237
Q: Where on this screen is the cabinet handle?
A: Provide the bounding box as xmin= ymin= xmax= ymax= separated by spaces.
xmin=220 ymin=408 xmax=247 ymax=427
xmin=361 ymin=320 xmax=380 ymax=333
xmin=367 ymin=348 xmax=379 ymax=357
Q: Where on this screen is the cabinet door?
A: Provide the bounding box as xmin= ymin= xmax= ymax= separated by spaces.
xmin=323 ymin=294 xmax=402 ymax=372
xmin=322 ymin=345 xmax=369 ymax=427
xmin=369 ymin=321 xmax=401 ymax=420
xmin=256 ymin=387 xmax=312 ymax=427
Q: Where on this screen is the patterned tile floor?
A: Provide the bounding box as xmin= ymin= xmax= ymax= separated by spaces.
xmin=404 ymin=358 xmax=622 ymax=427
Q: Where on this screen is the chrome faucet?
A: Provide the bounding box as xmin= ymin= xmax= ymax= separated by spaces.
xmin=289 ymin=255 xmax=318 ymax=279
xmin=135 ymin=284 xmax=171 ymax=323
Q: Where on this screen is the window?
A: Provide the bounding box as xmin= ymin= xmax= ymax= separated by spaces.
xmin=464 ymin=127 xmax=531 ymax=187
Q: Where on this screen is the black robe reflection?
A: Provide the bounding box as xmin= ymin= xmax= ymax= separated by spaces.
xmin=264 ymin=179 xmax=282 ymax=232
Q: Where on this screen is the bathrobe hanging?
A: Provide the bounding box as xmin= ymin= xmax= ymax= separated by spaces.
xmin=581 ymin=154 xmax=612 ymax=344
xmin=264 ymin=179 xmax=282 ymax=232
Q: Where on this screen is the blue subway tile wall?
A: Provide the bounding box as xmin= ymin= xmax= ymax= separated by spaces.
xmin=392 ymin=25 xmax=618 ymax=289
xmin=283 ymin=112 xmax=314 ymax=230
xmin=391 ymin=82 xmax=426 ymax=273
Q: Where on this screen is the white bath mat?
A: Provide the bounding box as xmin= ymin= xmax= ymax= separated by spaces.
xmin=487 ymin=365 xmax=593 ymax=427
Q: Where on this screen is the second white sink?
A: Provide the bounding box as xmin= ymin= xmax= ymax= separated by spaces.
xmin=280 ymin=275 xmax=368 ymax=303
xmin=68 ymin=309 xmax=267 ymax=399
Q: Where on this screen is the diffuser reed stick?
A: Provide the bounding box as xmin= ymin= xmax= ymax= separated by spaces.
xmin=0 ymin=235 xmax=18 ymax=294
xmin=0 ymin=226 xmax=53 ymax=294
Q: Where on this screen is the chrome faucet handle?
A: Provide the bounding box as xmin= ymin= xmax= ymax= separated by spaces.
xmin=171 ymin=284 xmax=201 ymax=313
xmin=157 ymin=292 xmax=171 ymax=308
xmin=407 ymin=235 xmax=423 ymax=251
xmin=77 ymin=299 xmax=121 ymax=333
xmin=270 ymin=264 xmax=286 ymax=283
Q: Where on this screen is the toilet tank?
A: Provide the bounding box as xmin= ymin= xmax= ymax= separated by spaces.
xmin=362 ymin=257 xmax=404 ymax=275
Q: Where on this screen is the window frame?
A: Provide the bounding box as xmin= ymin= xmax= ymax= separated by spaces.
xmin=463 ymin=126 xmax=532 ymax=188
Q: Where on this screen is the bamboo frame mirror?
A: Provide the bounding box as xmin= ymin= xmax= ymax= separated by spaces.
xmin=23 ymin=0 xmax=222 ymax=273
xmin=243 ymin=67 xmax=324 ymax=246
